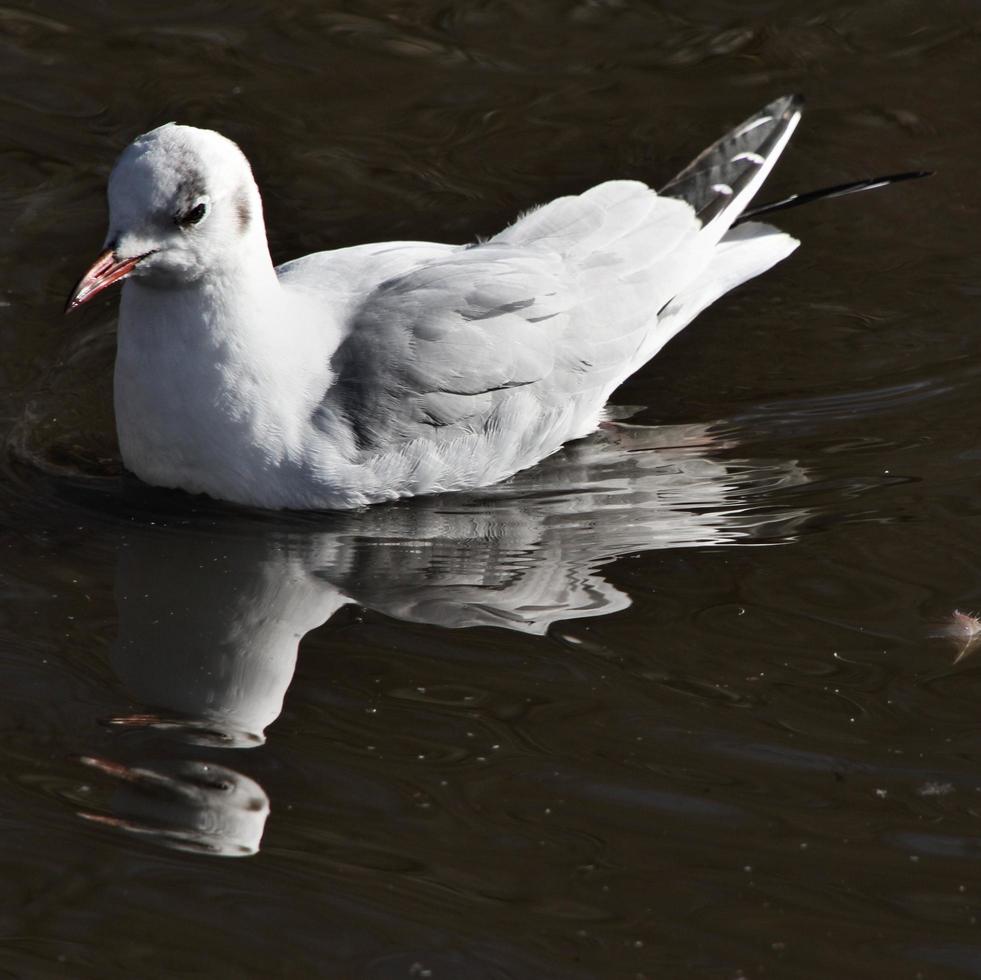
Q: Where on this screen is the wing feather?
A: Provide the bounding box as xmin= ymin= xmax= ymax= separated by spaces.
xmin=322 ymin=182 xmax=706 ymax=453
xmin=321 ymin=94 xmax=801 ymax=460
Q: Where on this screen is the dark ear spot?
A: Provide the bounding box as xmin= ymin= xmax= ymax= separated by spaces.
xmin=234 ymin=188 xmax=251 ymax=233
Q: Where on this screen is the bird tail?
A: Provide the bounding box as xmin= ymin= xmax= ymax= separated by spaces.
xmin=652 ymin=221 xmax=799 ymax=354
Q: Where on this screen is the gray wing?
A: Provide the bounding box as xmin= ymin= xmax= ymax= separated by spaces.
xmin=324 ymin=246 xmax=575 ymax=451
xmin=321 ymin=181 xmax=705 ymax=454
xmin=319 ymin=91 xmax=804 ymax=458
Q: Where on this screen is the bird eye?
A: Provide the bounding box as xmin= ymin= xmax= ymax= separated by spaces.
xmin=177 ymin=202 xmax=207 ymax=228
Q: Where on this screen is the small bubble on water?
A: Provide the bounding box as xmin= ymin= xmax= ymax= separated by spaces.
xmin=918 ymin=781 xmax=954 ymax=797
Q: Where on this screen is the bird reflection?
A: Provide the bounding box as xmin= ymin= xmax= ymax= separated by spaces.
xmin=77 ymin=756 xmax=268 ymax=857
xmin=89 ymin=421 xmax=809 ymax=856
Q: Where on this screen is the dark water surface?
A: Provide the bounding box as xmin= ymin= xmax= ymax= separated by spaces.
xmin=3 ymin=1 xmax=981 ymax=976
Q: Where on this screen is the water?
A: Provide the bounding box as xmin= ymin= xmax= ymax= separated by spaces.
xmin=2 ymin=1 xmax=980 ymax=976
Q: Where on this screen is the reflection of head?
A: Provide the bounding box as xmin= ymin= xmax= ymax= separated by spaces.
xmin=78 ymin=756 xmax=269 ymax=858
xmin=110 ymin=422 xmax=808 ymax=744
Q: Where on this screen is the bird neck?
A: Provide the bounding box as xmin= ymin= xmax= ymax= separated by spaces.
xmin=120 ymin=239 xmax=281 ymax=349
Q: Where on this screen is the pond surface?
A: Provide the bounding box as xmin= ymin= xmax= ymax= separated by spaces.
xmin=2 ymin=1 xmax=981 ymax=976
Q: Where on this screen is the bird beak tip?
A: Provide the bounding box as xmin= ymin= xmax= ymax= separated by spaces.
xmin=65 ymin=248 xmax=142 ymax=315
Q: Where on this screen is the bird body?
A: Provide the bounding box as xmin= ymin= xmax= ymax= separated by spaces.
xmin=70 ymin=97 xmax=804 ymax=509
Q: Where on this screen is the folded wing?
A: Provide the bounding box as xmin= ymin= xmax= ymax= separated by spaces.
xmin=323 ymin=97 xmax=802 ymax=460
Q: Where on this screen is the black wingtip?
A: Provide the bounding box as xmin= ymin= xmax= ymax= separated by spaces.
xmin=735 ymin=168 xmax=933 ymax=224
xmin=660 ymin=95 xmax=804 ymax=224
xmin=754 ymin=94 xmax=804 ymax=127
xmin=766 ymin=93 xmax=804 ymax=112
xmin=870 ymin=170 xmax=934 ymax=183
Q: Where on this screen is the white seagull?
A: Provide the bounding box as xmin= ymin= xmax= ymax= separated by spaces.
xmin=65 ymin=96 xmax=917 ymax=510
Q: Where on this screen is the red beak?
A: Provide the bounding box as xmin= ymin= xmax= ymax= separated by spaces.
xmin=65 ymin=248 xmax=145 ymax=313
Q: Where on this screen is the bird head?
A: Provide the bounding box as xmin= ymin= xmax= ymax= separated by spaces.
xmin=66 ymin=124 xmax=264 ymax=312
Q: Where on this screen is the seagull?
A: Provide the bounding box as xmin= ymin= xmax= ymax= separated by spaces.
xmin=66 ymin=95 xmax=923 ymax=510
